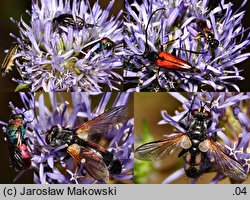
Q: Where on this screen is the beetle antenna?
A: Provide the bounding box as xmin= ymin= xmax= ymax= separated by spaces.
xmin=145 ymin=8 xmax=167 ymax=52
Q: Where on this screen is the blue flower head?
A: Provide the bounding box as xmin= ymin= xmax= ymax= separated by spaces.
xmin=4 ymin=0 xmax=123 ymax=91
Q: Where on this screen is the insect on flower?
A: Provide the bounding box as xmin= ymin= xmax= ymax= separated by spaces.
xmin=45 ymin=106 xmax=128 ymax=182
xmin=128 ymin=8 xmax=194 ymax=72
xmin=135 ymin=96 xmax=247 ymax=182
xmin=4 ymin=113 xmax=32 ymax=171
xmin=80 ymin=37 xmax=116 ymax=59
xmin=193 ymin=18 xmax=220 ymax=59
xmin=1 ymin=43 xmax=19 ymax=77
xmin=52 ymin=13 xmax=94 ymax=30
xmin=196 ymin=19 xmax=219 ymax=50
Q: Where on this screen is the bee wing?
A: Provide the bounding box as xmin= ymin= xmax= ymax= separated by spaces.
xmin=1 ymin=43 xmax=19 ymax=76
xmin=67 ymin=144 xmax=109 ymax=182
xmin=76 ymin=106 xmax=128 ymax=139
xmin=206 ymin=140 xmax=247 ymax=182
xmin=135 ymin=133 xmax=191 ymax=161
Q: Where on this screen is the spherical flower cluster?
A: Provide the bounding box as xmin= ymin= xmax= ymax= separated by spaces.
xmin=124 ymin=0 xmax=250 ymax=91
xmin=5 ymin=0 xmax=123 ymax=91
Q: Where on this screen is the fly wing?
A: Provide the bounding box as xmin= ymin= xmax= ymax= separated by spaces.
xmin=135 ymin=133 xmax=191 ymax=161
xmin=206 ymin=140 xmax=247 ymax=182
xmin=76 ymin=106 xmax=128 ymax=139
xmin=67 ymin=144 xmax=109 ymax=182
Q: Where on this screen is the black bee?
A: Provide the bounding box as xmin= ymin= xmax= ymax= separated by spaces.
xmin=135 ymin=97 xmax=247 ymax=182
xmin=196 ymin=19 xmax=219 ymax=50
xmin=45 ymin=106 xmax=128 ymax=182
xmin=52 ymin=13 xmax=94 ymax=30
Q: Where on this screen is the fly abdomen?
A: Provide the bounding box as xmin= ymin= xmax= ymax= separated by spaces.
xmin=184 ymin=152 xmax=202 ymax=178
xmin=101 ymin=152 xmax=122 ymax=175
xmin=86 ymin=141 xmax=122 ymax=175
xmin=108 ymin=159 xmax=122 ymax=175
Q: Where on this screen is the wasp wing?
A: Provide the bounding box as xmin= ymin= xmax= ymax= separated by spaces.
xmin=76 ymin=106 xmax=128 ymax=139
xmin=135 ymin=133 xmax=191 ymax=161
xmin=67 ymin=144 xmax=109 ymax=182
xmin=206 ymin=140 xmax=247 ymax=182
xmin=8 ymin=145 xmax=23 ymax=171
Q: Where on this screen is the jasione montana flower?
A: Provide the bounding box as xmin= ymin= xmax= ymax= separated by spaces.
xmin=124 ymin=0 xmax=250 ymax=92
xmin=4 ymin=0 xmax=123 ymax=92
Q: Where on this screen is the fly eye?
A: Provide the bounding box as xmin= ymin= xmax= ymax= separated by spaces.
xmin=198 ymin=140 xmax=209 ymax=152
xmin=191 ymin=109 xmax=199 ymax=116
xmin=204 ymin=111 xmax=212 ymax=118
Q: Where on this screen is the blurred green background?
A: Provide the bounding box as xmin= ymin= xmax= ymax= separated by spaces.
xmin=134 ymin=93 xmax=250 ymax=184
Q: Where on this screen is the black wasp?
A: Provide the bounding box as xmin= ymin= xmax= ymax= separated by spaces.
xmin=196 ymin=19 xmax=219 ymax=50
xmin=45 ymin=106 xmax=128 ymax=182
xmin=135 ymin=97 xmax=247 ymax=182
xmin=4 ymin=113 xmax=32 ymax=171
xmin=52 ymin=13 xmax=94 ymax=30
